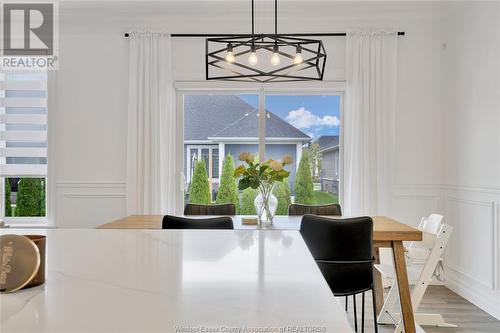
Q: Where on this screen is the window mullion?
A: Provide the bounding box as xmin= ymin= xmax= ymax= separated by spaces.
xmin=258 ymin=89 xmax=266 ymax=162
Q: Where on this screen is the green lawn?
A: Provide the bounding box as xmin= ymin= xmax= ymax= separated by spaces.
xmin=313 ymin=191 xmax=339 ymax=205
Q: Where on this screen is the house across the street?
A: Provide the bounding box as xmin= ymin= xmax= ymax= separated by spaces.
xmin=184 ymin=95 xmax=311 ymax=197
xmin=314 ymin=135 xmax=339 ymax=196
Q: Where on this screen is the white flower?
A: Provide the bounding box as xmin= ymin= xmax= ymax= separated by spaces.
xmin=270 ymin=160 xmax=283 ymax=171
xmin=238 ymin=152 xmax=255 ymax=163
xmin=282 ymin=154 xmax=293 ymax=165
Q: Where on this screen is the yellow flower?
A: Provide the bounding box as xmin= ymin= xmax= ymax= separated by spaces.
xmin=282 ymin=154 xmax=293 ymax=165
xmin=270 ymin=160 xmax=283 ymax=171
xmin=247 ymin=153 xmax=255 ymax=163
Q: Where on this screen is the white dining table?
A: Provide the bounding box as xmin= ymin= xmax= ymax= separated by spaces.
xmin=0 ymin=228 xmax=353 ymax=333
xmin=99 ymin=215 xmax=424 ymax=333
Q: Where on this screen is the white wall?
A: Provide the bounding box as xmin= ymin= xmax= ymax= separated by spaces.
xmin=440 ymin=2 xmax=500 ymax=319
xmin=49 ymin=1 xmax=499 ymax=318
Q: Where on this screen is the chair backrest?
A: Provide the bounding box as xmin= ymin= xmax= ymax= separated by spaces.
xmin=420 ymin=214 xmax=443 ymax=235
xmin=410 ymin=213 xmax=444 ymax=251
xmin=162 ymin=215 xmax=234 ymax=230
xmin=300 ymin=214 xmax=373 ymax=295
xmin=288 ymin=203 xmax=342 ymax=216
xmin=183 ymin=203 xmax=236 ymax=216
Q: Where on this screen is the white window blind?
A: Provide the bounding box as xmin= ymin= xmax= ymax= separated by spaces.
xmin=0 ymin=71 xmax=48 ymax=177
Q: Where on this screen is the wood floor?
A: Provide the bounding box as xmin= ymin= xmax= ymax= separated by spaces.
xmin=339 ymin=286 xmax=500 ymax=333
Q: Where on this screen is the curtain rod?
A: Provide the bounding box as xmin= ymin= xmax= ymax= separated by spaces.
xmin=124 ymin=32 xmax=405 ymax=37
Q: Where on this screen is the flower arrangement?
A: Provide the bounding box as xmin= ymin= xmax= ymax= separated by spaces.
xmin=234 ymin=152 xmax=293 ymax=223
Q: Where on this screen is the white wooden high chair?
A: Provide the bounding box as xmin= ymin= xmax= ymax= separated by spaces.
xmin=375 ymin=214 xmax=455 ymax=332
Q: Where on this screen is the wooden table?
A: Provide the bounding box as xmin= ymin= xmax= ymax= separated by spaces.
xmin=99 ymin=215 xmax=422 ymax=333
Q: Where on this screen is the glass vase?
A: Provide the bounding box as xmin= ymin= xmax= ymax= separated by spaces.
xmin=254 ymin=183 xmax=277 ymax=225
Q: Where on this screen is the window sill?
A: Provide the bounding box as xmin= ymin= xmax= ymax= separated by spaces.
xmin=2 ymin=224 xmax=55 ymax=229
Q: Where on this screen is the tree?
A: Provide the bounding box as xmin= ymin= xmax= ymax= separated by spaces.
xmin=4 ymin=178 xmax=12 ymax=217
xmin=294 ymin=152 xmax=314 ymax=204
xmin=273 ymin=178 xmax=291 ymax=215
xmin=303 ymin=142 xmax=322 ymax=181
xmin=15 ymin=178 xmax=45 ymax=216
xmin=240 ymin=187 xmax=258 ymax=214
xmin=40 ymin=179 xmax=46 ymax=216
xmin=216 ymin=154 xmax=240 ymax=213
xmin=188 ymin=160 xmax=212 ymax=204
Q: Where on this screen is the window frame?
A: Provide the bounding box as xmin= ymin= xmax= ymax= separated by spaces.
xmin=1 ymin=70 xmax=50 ymax=226
xmin=176 ymin=81 xmax=346 ymax=205
xmin=186 ymin=144 xmax=220 ymax=184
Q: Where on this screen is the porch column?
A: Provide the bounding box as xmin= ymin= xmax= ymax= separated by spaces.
xmin=218 ymin=142 xmax=225 ymax=177
xmin=296 ymin=142 xmax=303 ymax=172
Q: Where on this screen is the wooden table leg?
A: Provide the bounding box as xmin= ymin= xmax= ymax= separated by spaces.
xmin=373 ymin=245 xmax=384 ymax=316
xmin=392 ymin=241 xmax=416 ymax=333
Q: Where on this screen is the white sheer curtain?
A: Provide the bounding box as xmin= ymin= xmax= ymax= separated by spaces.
xmin=342 ymin=31 xmax=398 ymax=216
xmin=127 ymin=32 xmax=182 ymax=215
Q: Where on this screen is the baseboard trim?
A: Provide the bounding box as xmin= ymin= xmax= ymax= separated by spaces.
xmin=445 ymin=268 xmax=500 ymax=320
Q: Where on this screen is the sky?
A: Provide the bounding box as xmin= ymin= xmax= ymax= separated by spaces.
xmin=238 ymin=94 xmax=340 ymax=140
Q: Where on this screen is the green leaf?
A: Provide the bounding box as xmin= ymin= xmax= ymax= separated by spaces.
xmin=249 ymin=178 xmax=260 ymax=189
xmin=259 ymin=165 xmax=268 ymax=176
xmin=238 ymin=177 xmax=252 ymax=191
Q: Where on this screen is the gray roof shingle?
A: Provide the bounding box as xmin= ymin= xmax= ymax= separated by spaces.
xmin=184 ymin=95 xmax=310 ymax=141
xmin=313 ymin=135 xmax=339 ymax=149
xmin=184 ymin=95 xmax=254 ymax=141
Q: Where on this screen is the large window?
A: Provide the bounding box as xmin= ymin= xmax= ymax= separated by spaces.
xmin=183 ymin=93 xmax=259 ymax=202
xmin=182 ymin=91 xmax=341 ymax=213
xmin=0 ymin=71 xmax=48 ymax=222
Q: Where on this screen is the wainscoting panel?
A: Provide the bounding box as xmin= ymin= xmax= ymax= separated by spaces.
xmin=445 ymin=196 xmax=495 ymax=289
xmin=55 ymin=181 xmax=126 ymax=228
xmin=442 ymin=186 xmax=500 ymax=320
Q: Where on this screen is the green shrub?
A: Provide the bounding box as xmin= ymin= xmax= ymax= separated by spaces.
xmin=15 ymin=178 xmax=45 ymax=217
xmin=240 ymin=187 xmax=258 ymax=214
xmin=4 ymin=178 xmax=12 ymax=217
xmin=216 ymin=154 xmax=240 ymax=213
xmin=294 ymin=152 xmax=314 ymax=204
xmin=188 ymin=160 xmax=212 ymax=204
xmin=273 ymin=178 xmax=291 ymax=215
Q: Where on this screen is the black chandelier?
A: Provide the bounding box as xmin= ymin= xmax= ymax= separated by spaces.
xmin=206 ymin=0 xmax=327 ymax=83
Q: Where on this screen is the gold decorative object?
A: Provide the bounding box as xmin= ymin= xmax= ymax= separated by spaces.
xmin=241 ymin=217 xmax=258 ymax=225
xmin=0 ymin=234 xmax=46 ymax=293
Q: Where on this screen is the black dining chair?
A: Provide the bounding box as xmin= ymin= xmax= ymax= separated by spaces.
xmin=183 ymin=203 xmax=236 ymax=216
xmin=300 ymin=214 xmax=377 ymax=333
xmin=162 ymin=215 xmax=234 ymax=230
xmin=288 ymin=203 xmax=342 ymax=216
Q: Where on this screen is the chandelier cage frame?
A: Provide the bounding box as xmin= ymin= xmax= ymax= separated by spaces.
xmin=205 ymin=0 xmax=330 ymax=83
xmin=205 ymin=34 xmax=327 ymax=83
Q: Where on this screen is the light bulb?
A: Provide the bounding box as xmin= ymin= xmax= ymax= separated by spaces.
xmin=293 ymin=46 xmax=303 ymax=65
xmin=248 ymin=52 xmax=258 ymax=66
xmin=270 ymin=46 xmax=280 ymax=66
xmin=225 ymin=44 xmax=235 ymax=63
xmin=225 ymin=51 xmax=235 ymax=63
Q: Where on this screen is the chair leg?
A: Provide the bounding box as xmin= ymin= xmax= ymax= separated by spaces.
xmin=371 ymin=288 xmax=379 ymax=333
xmin=362 ymin=291 xmax=365 ymax=333
xmin=345 ymin=296 xmax=348 ymax=311
xmin=353 ymin=294 xmax=358 ymax=332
